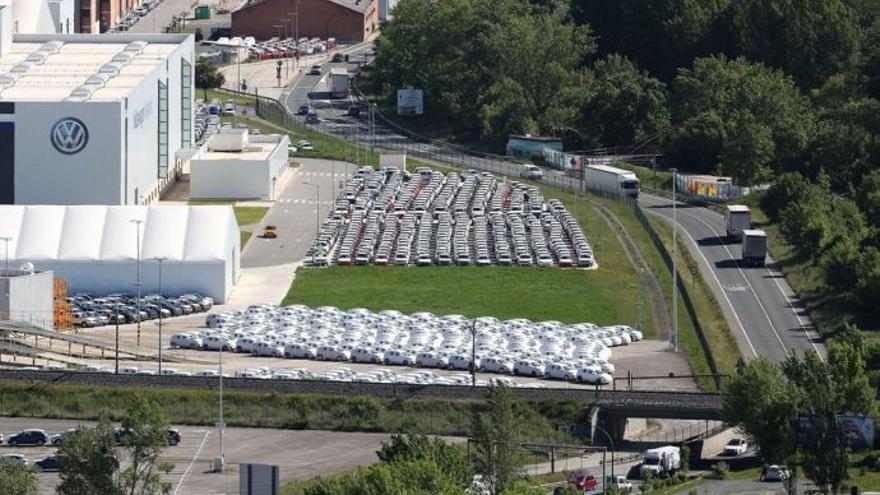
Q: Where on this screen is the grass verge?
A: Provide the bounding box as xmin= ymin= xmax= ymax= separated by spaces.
xmin=241 ymin=231 xmax=253 ymax=247
xmin=0 ymin=382 xmax=591 ymax=443
xmin=234 ymin=206 xmax=269 ymax=226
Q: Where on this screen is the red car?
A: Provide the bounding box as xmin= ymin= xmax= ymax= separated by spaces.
xmin=568 ymin=472 xmax=598 ymax=492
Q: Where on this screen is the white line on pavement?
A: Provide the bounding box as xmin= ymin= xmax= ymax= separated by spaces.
xmin=172 ymin=430 xmax=211 ymax=495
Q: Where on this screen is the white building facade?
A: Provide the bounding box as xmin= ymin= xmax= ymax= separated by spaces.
xmin=0 ymin=29 xmax=195 ymax=205
xmin=0 ymin=205 xmax=241 ymax=303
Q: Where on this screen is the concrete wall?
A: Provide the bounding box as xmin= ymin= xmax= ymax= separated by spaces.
xmin=190 ymin=135 xmax=289 ymax=200
xmin=232 ymin=0 xmax=378 ymax=43
xmin=0 ymin=269 xmax=54 ymax=329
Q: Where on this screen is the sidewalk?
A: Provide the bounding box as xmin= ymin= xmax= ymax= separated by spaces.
xmin=219 ymin=53 xmax=324 ymax=101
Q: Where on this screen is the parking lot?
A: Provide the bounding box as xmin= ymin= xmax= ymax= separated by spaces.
xmin=0 ymin=417 xmax=395 ymax=495
xmin=307 ymin=167 xmax=596 ymax=268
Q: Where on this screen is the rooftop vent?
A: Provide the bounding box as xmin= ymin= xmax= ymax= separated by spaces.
xmin=25 ymin=51 xmax=50 ymax=64
xmin=38 ymin=41 xmax=64 ymax=53
xmin=84 ymin=73 xmax=112 ymax=86
xmin=68 ymin=83 xmax=101 ymax=99
xmin=124 ymin=41 xmax=148 ymax=53
xmin=9 ymin=61 xmax=34 ymax=73
xmin=111 ymin=52 xmax=135 ymax=64
xmin=98 ymin=62 xmax=123 ymax=75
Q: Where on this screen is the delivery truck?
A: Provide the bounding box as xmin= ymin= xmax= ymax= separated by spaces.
xmin=742 ymin=229 xmax=767 ymax=267
xmin=640 ymin=446 xmax=681 ymax=478
xmin=725 ymin=205 xmax=752 ymax=241
xmin=584 ymin=164 xmax=640 ymax=199
xmin=329 ymin=68 xmax=350 ymax=99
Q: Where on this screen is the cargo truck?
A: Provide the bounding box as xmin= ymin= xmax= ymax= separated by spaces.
xmin=329 ymin=68 xmax=350 ymax=99
xmin=640 ymin=446 xmax=681 ymax=478
xmin=725 ymin=205 xmax=751 ymax=241
xmin=584 ymin=164 xmax=640 ymax=199
xmin=741 ymin=229 xmax=767 ymax=267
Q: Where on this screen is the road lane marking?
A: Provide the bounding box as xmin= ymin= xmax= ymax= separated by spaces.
xmin=172 ymin=430 xmax=210 ymax=495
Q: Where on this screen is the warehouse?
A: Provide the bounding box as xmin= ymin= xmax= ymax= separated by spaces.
xmin=232 ymin=0 xmax=378 ymax=43
xmin=0 ymin=25 xmax=195 ymax=205
xmin=0 ymin=205 xmax=241 ymax=303
xmin=190 ymin=128 xmax=291 ymax=200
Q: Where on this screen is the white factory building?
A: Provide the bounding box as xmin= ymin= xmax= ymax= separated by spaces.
xmin=190 ymin=128 xmax=291 ymax=200
xmin=0 ymin=205 xmax=241 ymax=303
xmin=0 ymin=10 xmax=195 ymax=206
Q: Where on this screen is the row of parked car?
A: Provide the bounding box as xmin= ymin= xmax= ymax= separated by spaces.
xmin=69 ymin=293 xmax=213 ymax=328
xmin=306 ymin=168 xmax=594 ymax=267
xmin=212 ymin=36 xmax=337 ymax=61
xmin=168 ymin=304 xmax=640 ymax=385
xmin=0 ymin=426 xmax=181 ymax=471
xmin=107 ymin=0 xmax=161 ymax=33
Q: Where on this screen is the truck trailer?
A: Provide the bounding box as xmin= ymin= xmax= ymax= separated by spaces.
xmin=640 ymin=446 xmax=681 ymax=478
xmin=329 ymin=68 xmax=350 ymax=99
xmin=584 ymin=164 xmax=640 ymax=199
xmin=725 ymin=205 xmax=752 ymax=241
xmin=742 ymin=229 xmax=767 ymax=267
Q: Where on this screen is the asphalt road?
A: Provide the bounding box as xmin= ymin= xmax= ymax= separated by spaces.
xmin=640 ymin=193 xmax=824 ymax=364
xmin=241 ymin=158 xmax=353 ymax=269
xmin=0 ymin=417 xmax=390 ymax=495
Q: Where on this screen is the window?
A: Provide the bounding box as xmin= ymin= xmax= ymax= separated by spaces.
xmin=157 ymin=79 xmax=168 ymax=179
xmin=181 ymin=59 xmax=192 ymax=147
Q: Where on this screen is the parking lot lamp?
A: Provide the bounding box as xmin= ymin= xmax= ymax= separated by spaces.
xmin=470 ymin=319 xmax=477 ymax=388
xmin=217 ymin=330 xmax=225 ymax=472
xmin=0 ymin=236 xmax=11 ymax=271
xmin=129 ymin=219 xmax=144 ymax=346
xmin=155 ymin=256 xmax=165 ymax=375
xmin=303 ymin=182 xmax=320 ymax=239
xmin=594 ymin=425 xmax=616 ymax=478
xmin=670 ymin=168 xmax=679 ymax=352
xmin=115 ymin=300 xmax=120 ymax=374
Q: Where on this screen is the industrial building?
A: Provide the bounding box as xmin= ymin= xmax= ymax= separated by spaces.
xmin=0 ymin=21 xmax=195 ymax=205
xmin=378 ymin=0 xmax=397 ymax=21
xmin=190 ymin=128 xmax=291 ymax=200
xmin=232 ymin=0 xmax=378 ymax=43
xmin=0 ymin=267 xmax=55 ymax=330
xmin=0 ymin=205 xmax=241 ymax=304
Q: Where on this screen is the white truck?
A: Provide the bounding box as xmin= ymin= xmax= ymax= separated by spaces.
xmin=725 ymin=205 xmax=752 ymax=241
xmin=640 ymin=446 xmax=681 ymax=478
xmin=329 ymin=68 xmax=350 ymax=99
xmin=585 ymin=164 xmax=640 ymax=199
xmin=741 ymin=229 xmax=767 ymax=267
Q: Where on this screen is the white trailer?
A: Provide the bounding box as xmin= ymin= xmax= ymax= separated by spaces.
xmin=725 ymin=205 xmax=752 ymax=241
xmin=585 ymin=164 xmax=640 ymax=199
xmin=640 ymin=446 xmax=681 ymax=478
xmin=329 ymin=68 xmax=350 ymax=99
xmin=742 ymin=229 xmax=767 ymax=267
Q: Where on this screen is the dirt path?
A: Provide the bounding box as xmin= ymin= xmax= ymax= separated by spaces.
xmin=593 ymin=202 xmax=672 ymax=338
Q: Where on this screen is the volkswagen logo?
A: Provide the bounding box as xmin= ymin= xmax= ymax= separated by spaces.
xmin=51 ymin=117 xmax=89 ymax=155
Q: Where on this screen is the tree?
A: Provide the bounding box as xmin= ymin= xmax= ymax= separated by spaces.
xmin=118 ymin=398 xmax=174 ymax=495
xmin=723 ymin=357 xmax=799 ymax=463
xmin=0 ymin=463 xmax=39 ymax=495
xmin=57 ymin=419 xmax=121 ymax=495
xmin=471 ymin=385 xmax=524 ymax=495
xmin=577 ymin=54 xmax=670 ymax=147
xmin=195 ymin=59 xmax=225 ymax=100
xmin=665 ymin=55 xmax=813 ymax=182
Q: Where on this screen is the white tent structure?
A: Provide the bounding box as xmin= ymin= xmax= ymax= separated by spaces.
xmin=0 ymin=205 xmax=241 ymax=303
xmin=0 ymin=0 xmax=57 ymax=34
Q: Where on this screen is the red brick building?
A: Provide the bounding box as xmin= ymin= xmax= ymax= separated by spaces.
xmin=232 ymin=0 xmax=378 ymax=43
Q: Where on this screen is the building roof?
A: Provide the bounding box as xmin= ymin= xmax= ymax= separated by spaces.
xmin=0 ymin=34 xmax=191 ymax=102
xmin=238 ymin=0 xmax=374 ymax=15
xmin=0 ymin=205 xmax=238 ymax=262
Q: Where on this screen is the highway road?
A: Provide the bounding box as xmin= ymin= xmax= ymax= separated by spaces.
xmin=640 ymin=194 xmax=825 ymax=363
xmin=279 ymin=45 xmax=825 ymax=364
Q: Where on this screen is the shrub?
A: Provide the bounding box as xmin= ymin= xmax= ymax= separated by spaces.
xmin=712 ymin=461 xmax=729 ymax=479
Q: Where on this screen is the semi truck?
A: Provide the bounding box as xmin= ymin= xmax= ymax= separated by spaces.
xmin=584 ymin=164 xmax=640 ymax=199
xmin=329 ymin=68 xmax=350 ymax=99
xmin=640 ymin=446 xmax=681 ymax=478
xmin=741 ymin=229 xmax=767 ymax=266
xmin=725 ymin=205 xmax=752 ymax=241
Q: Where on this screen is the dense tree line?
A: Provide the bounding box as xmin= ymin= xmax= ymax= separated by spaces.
xmin=367 ymin=0 xmax=880 ymax=329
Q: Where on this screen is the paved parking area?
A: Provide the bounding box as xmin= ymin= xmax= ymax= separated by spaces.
xmin=0 ymin=417 xmax=391 ymax=495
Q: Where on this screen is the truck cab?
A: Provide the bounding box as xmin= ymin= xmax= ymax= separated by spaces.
xmin=725 ymin=205 xmax=751 ymax=241
xmin=741 ymin=229 xmax=767 ymax=267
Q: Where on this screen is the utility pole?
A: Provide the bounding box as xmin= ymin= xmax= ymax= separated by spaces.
xmin=670 ymin=168 xmax=679 ymax=352
xmin=129 ymin=219 xmax=143 ymax=347
xmin=156 ymin=256 xmax=165 ymax=375
xmin=470 ymin=320 xmax=477 ymax=388
xmin=114 ymin=300 xmax=120 ymax=374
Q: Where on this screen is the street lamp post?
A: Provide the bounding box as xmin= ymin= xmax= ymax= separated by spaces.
xmin=470 ymin=320 xmax=477 ymax=388
xmin=594 ymin=425 xmax=616 ymax=479
xmin=129 ymin=219 xmax=143 ymax=346
xmin=670 ymin=168 xmax=679 ymax=352
xmin=303 ymin=182 xmax=320 ymax=239
xmin=114 ymin=300 xmax=120 ymax=374
xmin=155 ymin=257 xmax=165 ymax=375
xmin=0 ymin=236 xmax=11 ymax=271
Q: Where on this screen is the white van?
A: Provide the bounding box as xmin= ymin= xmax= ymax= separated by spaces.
xmin=520 ymin=164 xmax=543 ymax=180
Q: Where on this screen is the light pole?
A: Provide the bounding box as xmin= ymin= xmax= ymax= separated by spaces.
xmin=129 ymin=219 xmax=143 ymax=346
xmin=114 ymin=300 xmax=120 ymax=374
xmin=0 ymin=236 xmax=11 ymax=271
xmin=215 ymin=331 xmax=225 ymax=472
xmin=303 ymin=182 xmax=320 ymax=239
xmin=670 ymin=168 xmax=679 ymax=352
xmin=470 ymin=319 xmax=477 ymax=388
xmin=155 ymin=256 xmax=165 ymax=375
xmin=594 ymin=425 xmax=616 ymax=479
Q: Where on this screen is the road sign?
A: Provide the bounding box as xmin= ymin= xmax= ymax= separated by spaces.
xmin=240 ymin=463 xmax=279 ymax=495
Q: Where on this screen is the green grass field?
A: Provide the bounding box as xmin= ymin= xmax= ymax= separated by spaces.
xmin=233 ymin=206 xmax=269 ymax=226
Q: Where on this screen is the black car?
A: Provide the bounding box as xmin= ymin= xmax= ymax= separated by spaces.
xmin=115 ymin=428 xmax=180 ymax=447
xmin=332 ymin=53 xmax=343 ymax=63
xmin=35 ymin=456 xmax=60 ymax=472
xmin=8 ymin=429 xmax=48 ymax=446
xmin=297 ymin=104 xmax=310 ymax=115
